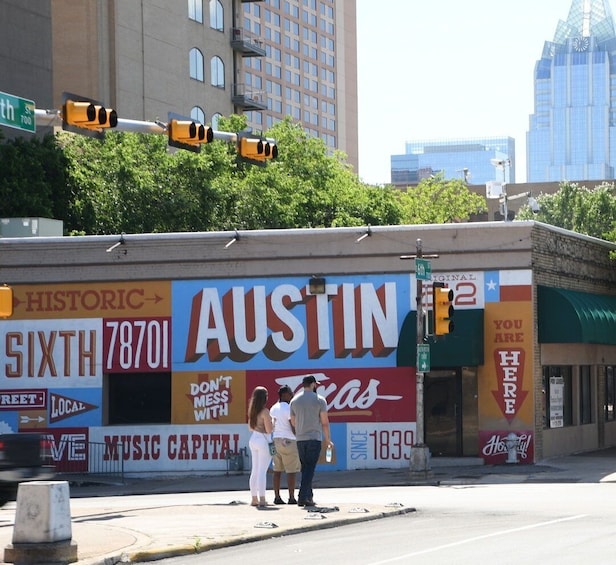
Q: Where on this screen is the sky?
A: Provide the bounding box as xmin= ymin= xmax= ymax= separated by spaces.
xmin=355 ymin=0 xmax=604 ymax=185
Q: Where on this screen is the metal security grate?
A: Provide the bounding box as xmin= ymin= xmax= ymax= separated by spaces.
xmin=54 ymin=440 xmax=124 ymax=483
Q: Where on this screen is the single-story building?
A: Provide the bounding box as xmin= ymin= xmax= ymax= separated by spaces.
xmin=0 ymin=220 xmax=615 ymax=475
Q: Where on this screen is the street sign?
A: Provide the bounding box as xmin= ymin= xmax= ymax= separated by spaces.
xmin=416 ymin=343 xmax=430 ymax=372
xmin=0 ymin=90 xmax=36 ymax=133
xmin=415 ymin=258 xmax=432 ymax=281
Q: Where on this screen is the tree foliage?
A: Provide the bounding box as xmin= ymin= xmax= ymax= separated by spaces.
xmin=517 ymin=182 xmax=616 ymax=244
xmin=0 ymin=132 xmax=70 ymax=220
xmin=0 ymin=116 xmax=487 ymax=234
xmin=400 ymin=173 xmax=487 ymax=224
xmin=58 ymin=130 xmax=237 ymax=234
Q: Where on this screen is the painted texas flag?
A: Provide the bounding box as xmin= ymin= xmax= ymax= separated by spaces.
xmin=484 ymin=270 xmax=532 ymax=303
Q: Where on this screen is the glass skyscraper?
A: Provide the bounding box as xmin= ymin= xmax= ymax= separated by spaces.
xmin=527 ymin=0 xmax=616 ymax=182
xmin=390 ymin=136 xmax=515 ymax=187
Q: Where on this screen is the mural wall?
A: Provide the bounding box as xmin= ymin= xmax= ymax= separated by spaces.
xmin=0 ymin=269 xmax=535 ymax=474
xmin=478 ymin=270 xmax=534 ymax=463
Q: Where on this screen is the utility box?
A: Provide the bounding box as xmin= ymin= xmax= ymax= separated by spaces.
xmin=485 ymin=181 xmax=504 ymax=199
xmin=0 ymin=218 xmax=63 ymax=238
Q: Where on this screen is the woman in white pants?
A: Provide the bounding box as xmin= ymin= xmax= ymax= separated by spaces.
xmin=248 ymin=386 xmax=273 ymax=507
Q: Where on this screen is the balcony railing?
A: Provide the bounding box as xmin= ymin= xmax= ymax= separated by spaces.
xmin=232 ymin=84 xmax=267 ymax=111
xmin=231 ymin=28 xmax=266 ymax=57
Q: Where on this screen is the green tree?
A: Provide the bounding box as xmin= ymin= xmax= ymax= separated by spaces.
xmin=517 ymin=182 xmax=616 ymax=242
xmin=200 ymin=116 xmax=407 ymax=229
xmin=1 ymin=115 xmax=488 ymax=234
xmin=398 ymin=173 xmax=488 ymax=224
xmin=60 ymin=130 xmax=237 ymax=234
xmin=0 ymin=133 xmax=70 ymax=221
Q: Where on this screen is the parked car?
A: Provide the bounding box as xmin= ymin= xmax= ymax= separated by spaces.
xmin=0 ymin=433 xmax=55 ymax=505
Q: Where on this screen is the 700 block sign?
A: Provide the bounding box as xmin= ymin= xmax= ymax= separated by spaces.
xmin=0 ymin=90 xmax=36 ymax=133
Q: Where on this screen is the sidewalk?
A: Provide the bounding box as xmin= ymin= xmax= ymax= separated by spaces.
xmin=1 ymin=450 xmax=616 ymax=565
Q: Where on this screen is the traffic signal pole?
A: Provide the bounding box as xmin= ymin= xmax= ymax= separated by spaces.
xmin=401 ymin=239 xmax=436 ymax=481
xmin=35 ymin=109 xmax=164 ymax=134
xmin=410 ymin=238 xmax=433 ymax=480
xmin=34 ymin=110 xmax=273 ymax=146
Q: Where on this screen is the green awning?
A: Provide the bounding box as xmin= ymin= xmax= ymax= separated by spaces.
xmin=538 ymin=286 xmax=616 ymax=345
xmin=397 ymin=309 xmax=484 ymax=368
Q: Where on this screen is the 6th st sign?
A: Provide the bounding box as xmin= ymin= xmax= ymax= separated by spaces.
xmin=0 ymin=90 xmax=36 ymax=133
xmin=415 ymin=258 xmax=432 ymax=281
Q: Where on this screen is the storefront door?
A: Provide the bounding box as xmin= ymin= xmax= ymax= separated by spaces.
xmin=425 ymin=369 xmax=462 ymax=456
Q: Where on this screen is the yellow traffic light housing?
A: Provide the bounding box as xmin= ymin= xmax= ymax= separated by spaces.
xmin=433 ymin=282 xmax=454 ymax=336
xmin=167 ymin=118 xmax=213 ymax=153
xmin=63 ymin=101 xmax=118 ymax=129
xmin=237 ymin=134 xmax=278 ymax=165
xmin=62 ymin=92 xmax=117 ymax=138
xmin=0 ymin=285 xmax=13 ymax=318
xmin=239 ymin=138 xmax=266 ymax=161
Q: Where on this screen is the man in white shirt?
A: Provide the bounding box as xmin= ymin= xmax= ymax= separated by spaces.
xmin=270 ymin=385 xmax=301 ymax=504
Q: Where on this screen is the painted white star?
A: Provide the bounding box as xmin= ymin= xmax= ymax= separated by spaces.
xmin=486 ymin=279 xmax=497 ymax=291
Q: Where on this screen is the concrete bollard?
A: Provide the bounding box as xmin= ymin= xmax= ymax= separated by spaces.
xmin=4 ymin=481 xmax=78 ymax=564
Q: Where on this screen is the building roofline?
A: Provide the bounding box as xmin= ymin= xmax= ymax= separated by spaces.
xmin=0 ymin=220 xmax=614 ymax=250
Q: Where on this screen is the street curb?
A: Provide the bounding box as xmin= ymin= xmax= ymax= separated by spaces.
xmin=124 ymin=506 xmax=416 ymax=563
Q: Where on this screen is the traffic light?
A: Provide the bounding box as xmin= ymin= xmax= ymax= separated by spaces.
xmin=62 ymin=100 xmax=117 ymax=130
xmin=168 ymin=119 xmax=213 ymax=153
xmin=237 ymin=135 xmax=278 ymax=164
xmin=433 ymin=282 xmax=454 ymax=336
xmin=61 ymin=92 xmax=117 ymax=138
xmin=0 ymin=285 xmax=13 ymax=318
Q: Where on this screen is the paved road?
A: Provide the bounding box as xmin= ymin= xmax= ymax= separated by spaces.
xmin=151 ymin=482 xmax=616 ymax=565
xmin=2 ymin=450 xmax=616 ymax=564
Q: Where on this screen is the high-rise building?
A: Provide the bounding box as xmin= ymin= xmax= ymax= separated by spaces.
xmin=390 ymin=136 xmax=515 ymax=188
xmin=527 ymin=0 xmax=616 ymax=182
xmin=0 ymin=0 xmax=357 ymax=170
xmin=240 ymin=0 xmax=357 ymax=167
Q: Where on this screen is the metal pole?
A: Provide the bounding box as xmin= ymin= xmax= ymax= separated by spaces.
xmin=415 ymin=239 xmax=425 ymax=447
xmin=34 ymin=109 xmax=239 ymax=141
xmin=503 ymin=162 xmax=508 ymax=222
xmin=409 ymin=238 xmax=432 ymax=480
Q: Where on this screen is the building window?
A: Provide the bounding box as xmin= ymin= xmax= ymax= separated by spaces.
xmin=211 ymin=112 xmax=222 ymax=130
xmin=188 ymin=0 xmax=203 ymax=23
xmin=107 ymin=373 xmax=171 ymax=425
xmin=189 ymin=48 xmax=204 ymax=81
xmin=211 ymin=56 xmax=225 ymax=87
xmin=191 ymin=106 xmax=205 ymax=124
xmin=209 ymin=0 xmax=223 ymax=31
xmin=542 ymin=366 xmax=573 ymax=428
xmin=606 ymin=366 xmax=616 ymax=421
xmin=580 ymin=365 xmax=593 ymax=424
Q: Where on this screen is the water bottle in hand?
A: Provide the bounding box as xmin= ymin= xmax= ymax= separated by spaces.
xmin=325 ymin=444 xmax=332 ymax=462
